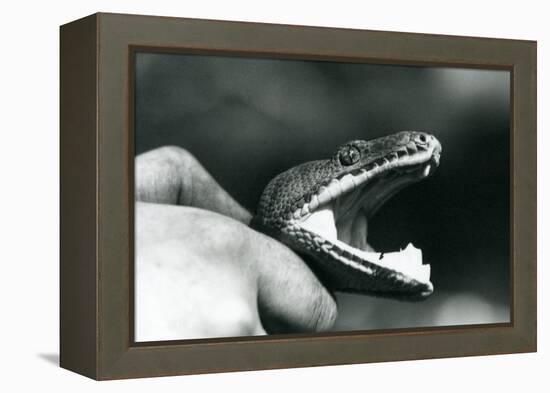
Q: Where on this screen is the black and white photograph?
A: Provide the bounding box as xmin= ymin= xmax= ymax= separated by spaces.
xmin=2 ymin=0 xmax=544 ymax=388
xmin=133 ymin=52 xmax=511 ymax=342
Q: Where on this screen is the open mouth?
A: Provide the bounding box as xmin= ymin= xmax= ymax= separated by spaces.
xmin=294 ymin=137 xmax=441 ymax=292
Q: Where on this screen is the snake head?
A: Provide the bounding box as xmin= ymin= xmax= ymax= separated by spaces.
xmin=332 ymin=131 xmax=441 ymax=175
xmin=253 ymin=131 xmax=442 ymax=300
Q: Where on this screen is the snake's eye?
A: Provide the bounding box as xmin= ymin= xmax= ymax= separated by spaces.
xmin=339 ymin=145 xmax=361 ymax=166
xmin=414 ymin=133 xmax=429 ymax=145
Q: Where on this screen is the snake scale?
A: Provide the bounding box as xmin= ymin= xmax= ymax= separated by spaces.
xmin=251 ymin=131 xmax=442 ymax=301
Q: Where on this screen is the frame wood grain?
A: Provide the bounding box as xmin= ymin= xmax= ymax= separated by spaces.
xmin=60 ymin=12 xmax=536 ymax=380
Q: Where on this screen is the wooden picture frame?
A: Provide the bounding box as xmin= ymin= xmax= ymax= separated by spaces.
xmin=60 ymin=12 xmax=536 ymax=380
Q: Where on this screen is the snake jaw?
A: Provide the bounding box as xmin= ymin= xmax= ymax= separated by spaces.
xmin=253 ymin=131 xmax=442 ymax=299
xmin=290 ymin=133 xmax=441 ymax=295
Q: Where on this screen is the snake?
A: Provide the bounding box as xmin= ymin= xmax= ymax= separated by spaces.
xmin=251 ymin=131 xmax=442 ymax=301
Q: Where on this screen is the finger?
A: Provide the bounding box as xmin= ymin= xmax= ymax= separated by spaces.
xmin=247 ymin=230 xmax=338 ymax=333
xmin=136 ymin=203 xmax=267 ymax=339
xmin=136 ymin=146 xmax=251 ymax=224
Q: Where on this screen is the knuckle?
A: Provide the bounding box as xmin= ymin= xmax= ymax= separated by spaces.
xmin=157 ymin=145 xmax=190 ymax=161
xmin=156 ymin=145 xmax=197 ymax=173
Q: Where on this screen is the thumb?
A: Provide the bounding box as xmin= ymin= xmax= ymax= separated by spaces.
xmin=248 ymin=231 xmax=338 ymax=334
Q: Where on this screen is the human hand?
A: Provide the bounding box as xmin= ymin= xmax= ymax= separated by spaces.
xmin=135 ymin=146 xmax=337 ymax=341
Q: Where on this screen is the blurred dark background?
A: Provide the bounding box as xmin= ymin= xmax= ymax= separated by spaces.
xmin=134 ymin=52 xmax=510 ymax=330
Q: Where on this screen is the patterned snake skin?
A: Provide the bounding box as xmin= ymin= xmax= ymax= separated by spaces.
xmin=251 ymin=131 xmax=442 ymax=300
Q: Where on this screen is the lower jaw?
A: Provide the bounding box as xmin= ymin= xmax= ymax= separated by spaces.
xmin=287 ymin=226 xmax=434 ymax=299
xmin=299 ymin=223 xmax=432 ymax=286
